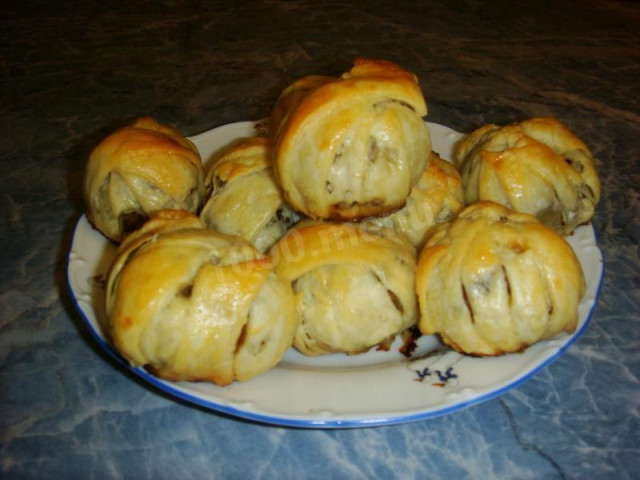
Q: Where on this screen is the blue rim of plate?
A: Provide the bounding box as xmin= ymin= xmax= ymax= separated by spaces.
xmin=66 ymin=218 xmax=604 ymax=429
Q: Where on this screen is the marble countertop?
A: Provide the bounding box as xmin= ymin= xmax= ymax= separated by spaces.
xmin=2 ymin=0 xmax=639 ymax=478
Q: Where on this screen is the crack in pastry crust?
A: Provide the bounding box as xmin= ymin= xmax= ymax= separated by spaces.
xmin=271 ymin=221 xmax=417 ymax=356
xmin=455 ymin=117 xmax=600 ymax=235
xmin=84 ymin=117 xmax=205 ymax=243
xmin=270 ymin=58 xmax=432 ymax=220
xmin=416 ymin=202 xmax=585 ymax=356
xmin=105 ymin=210 xmax=297 ymax=385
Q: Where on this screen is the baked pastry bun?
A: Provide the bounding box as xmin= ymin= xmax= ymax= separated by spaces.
xmin=416 ymin=202 xmax=585 ymax=356
xmin=200 ymin=137 xmax=300 ymax=252
xmin=455 ymin=117 xmax=600 ymax=235
xmin=364 ymin=152 xmax=464 ymax=248
xmin=270 ymin=58 xmax=432 ymax=220
xmin=270 ymin=221 xmax=417 ymax=355
xmin=105 ymin=210 xmax=297 ymax=385
xmin=84 ymin=117 xmax=205 ymax=242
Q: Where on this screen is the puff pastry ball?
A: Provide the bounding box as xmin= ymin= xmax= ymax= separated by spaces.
xmin=365 ymin=152 xmax=464 ymax=248
xmin=105 ymin=210 xmax=297 ymax=385
xmin=455 ymin=117 xmax=600 ymax=235
xmin=270 ymin=58 xmax=432 ymax=220
xmin=200 ymin=137 xmax=300 ymax=252
xmin=416 ymin=202 xmax=585 ymax=356
xmin=270 ymin=221 xmax=417 ymax=355
xmin=84 ymin=117 xmax=205 ymax=242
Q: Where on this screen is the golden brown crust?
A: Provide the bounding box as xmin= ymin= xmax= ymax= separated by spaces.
xmin=269 ymin=75 xmax=334 ymax=138
xmin=200 ymin=137 xmax=300 ymax=252
xmin=415 ymin=202 xmax=585 ymax=356
xmin=270 ymin=58 xmax=431 ymax=220
xmin=364 ymin=152 xmax=464 ymax=248
xmin=105 ymin=210 xmax=297 ymax=385
xmin=270 ymin=221 xmax=417 ymax=355
xmin=455 ymin=117 xmax=600 ymax=235
xmin=83 ymin=117 xmax=205 ymax=242
xmin=205 ymin=136 xmax=272 ymax=185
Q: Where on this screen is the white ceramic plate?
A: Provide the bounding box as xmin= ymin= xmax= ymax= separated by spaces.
xmin=67 ymin=121 xmax=604 ymax=428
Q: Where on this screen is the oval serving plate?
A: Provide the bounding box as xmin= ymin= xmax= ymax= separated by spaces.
xmin=67 ymin=121 xmax=604 ymax=428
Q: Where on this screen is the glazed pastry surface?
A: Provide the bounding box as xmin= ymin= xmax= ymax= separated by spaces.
xmin=455 ymin=117 xmax=600 ymax=235
xmin=270 ymin=58 xmax=432 ymax=220
xmin=365 ymin=152 xmax=464 ymax=248
xmin=200 ymin=136 xmax=299 ymax=252
xmin=416 ymin=202 xmax=585 ymax=356
xmin=105 ymin=210 xmax=297 ymax=385
xmin=271 ymin=221 xmax=417 ymax=355
xmin=84 ymin=117 xmax=205 ymax=242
